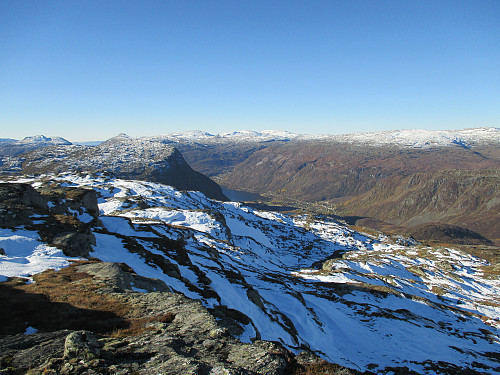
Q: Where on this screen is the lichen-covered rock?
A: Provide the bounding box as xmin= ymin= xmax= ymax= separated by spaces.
xmin=0 ymin=261 xmax=297 ymax=375
xmin=0 ymin=330 xmax=70 ymax=374
xmin=0 ymin=183 xmax=46 ymax=228
xmin=227 ymin=341 xmax=290 ymax=375
xmin=63 ymin=331 xmax=100 ymax=361
xmin=39 ymin=187 xmax=99 ymax=219
xmin=76 ymin=262 xmax=172 ymax=293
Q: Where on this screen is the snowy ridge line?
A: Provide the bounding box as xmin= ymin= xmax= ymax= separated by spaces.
xmin=1 ymin=173 xmax=500 ymax=373
xmin=1 ymin=135 xmax=72 ymax=145
xmin=144 ymin=127 xmax=500 ymax=148
xmin=3 ymin=127 xmax=499 ymax=149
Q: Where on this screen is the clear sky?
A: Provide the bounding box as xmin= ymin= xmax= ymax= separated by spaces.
xmin=1 ymin=1 xmax=499 ymax=141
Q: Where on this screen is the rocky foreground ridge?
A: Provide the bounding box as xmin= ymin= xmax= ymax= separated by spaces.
xmin=1 ymin=175 xmax=499 ymax=374
xmin=1 ymin=261 xmax=303 ymax=375
xmin=0 ymin=181 xmax=348 ymax=374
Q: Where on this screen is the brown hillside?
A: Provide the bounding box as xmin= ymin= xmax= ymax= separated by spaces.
xmin=338 ymin=169 xmax=500 ymax=243
xmin=219 ymin=142 xmax=500 ymax=201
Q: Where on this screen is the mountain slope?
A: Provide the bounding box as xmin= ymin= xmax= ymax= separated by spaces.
xmin=1 ymin=135 xmax=227 ymax=201
xmin=0 ymin=135 xmax=71 ymax=156
xmin=338 ymin=169 xmax=500 ymax=242
xmin=2 ymin=174 xmax=498 ymax=374
xmin=219 ymin=142 xmax=500 ymax=200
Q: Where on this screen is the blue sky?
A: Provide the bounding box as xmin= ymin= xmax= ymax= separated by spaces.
xmin=1 ymin=1 xmax=499 ymax=141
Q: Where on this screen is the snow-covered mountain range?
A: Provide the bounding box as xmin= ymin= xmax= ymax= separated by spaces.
xmin=151 ymin=127 xmax=500 ymax=148
xmin=2 ymin=174 xmax=499 ymax=374
xmin=2 ymin=127 xmax=499 ymax=150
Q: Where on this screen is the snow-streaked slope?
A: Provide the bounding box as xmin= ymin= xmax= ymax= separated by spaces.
xmin=152 ymin=127 xmax=500 ymax=148
xmin=0 ymin=227 xmax=79 ymax=282
xmin=2 ymin=174 xmax=500 ymax=373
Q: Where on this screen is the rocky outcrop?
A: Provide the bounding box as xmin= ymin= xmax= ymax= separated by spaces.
xmin=38 ymin=186 xmax=99 ymax=219
xmin=0 ymin=183 xmax=47 ymax=227
xmin=0 ymin=183 xmax=98 ymax=257
xmin=76 ymin=262 xmax=172 ymax=293
xmin=0 ymin=261 xmax=297 ymax=375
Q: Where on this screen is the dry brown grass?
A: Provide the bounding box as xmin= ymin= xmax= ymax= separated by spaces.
xmin=287 ymin=360 xmax=355 ymax=375
xmin=53 ymin=214 xmax=81 ymax=227
xmin=0 ymin=260 xmax=174 ymax=337
xmin=110 ymin=312 xmax=175 ymax=338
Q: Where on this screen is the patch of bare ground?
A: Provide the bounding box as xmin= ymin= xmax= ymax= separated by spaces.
xmin=0 ymin=260 xmax=174 ymax=337
xmin=286 ymin=359 xmax=358 ymax=374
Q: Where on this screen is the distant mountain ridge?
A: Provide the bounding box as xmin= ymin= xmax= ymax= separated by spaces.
xmin=17 ymin=135 xmax=71 ymax=145
xmin=150 ymin=126 xmax=500 ymax=148
xmin=0 ymin=134 xmax=227 ymax=201
xmin=0 ymin=135 xmax=71 ymax=156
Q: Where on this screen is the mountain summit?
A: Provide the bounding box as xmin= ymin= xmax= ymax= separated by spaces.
xmin=1 ymin=135 xmax=227 ymax=201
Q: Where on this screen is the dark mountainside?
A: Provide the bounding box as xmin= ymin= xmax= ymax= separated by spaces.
xmin=217 ymin=142 xmax=500 ymax=201
xmin=0 ymin=135 xmax=227 ymax=201
xmin=169 ymin=140 xmax=500 ymax=243
xmin=337 ymin=169 xmax=500 ymax=243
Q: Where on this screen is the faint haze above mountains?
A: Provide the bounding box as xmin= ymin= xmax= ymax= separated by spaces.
xmin=1 ymin=1 xmax=499 ymax=141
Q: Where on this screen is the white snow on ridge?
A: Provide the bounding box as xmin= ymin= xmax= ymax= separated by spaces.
xmin=0 ymin=228 xmax=79 ymax=280
xmin=17 ymin=135 xmax=72 ymax=145
xmin=146 ymin=127 xmax=500 ymax=148
xmin=1 ymin=174 xmax=499 ymax=374
xmin=326 ymin=127 xmax=500 ymax=148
